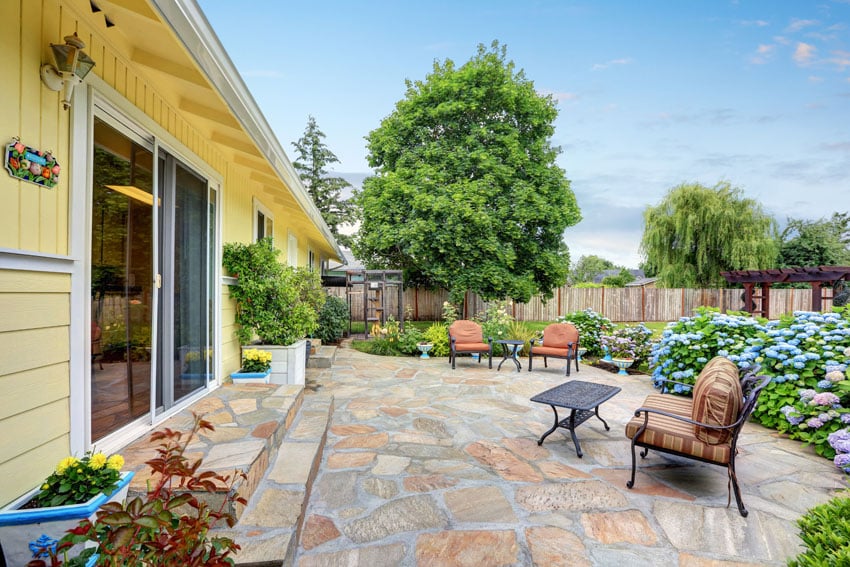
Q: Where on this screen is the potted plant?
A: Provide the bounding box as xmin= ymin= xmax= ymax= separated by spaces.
xmin=600 ymin=333 xmax=636 ymax=375
xmin=0 ymin=451 xmax=133 ymax=566
xmin=230 ymin=348 xmax=272 ymax=383
xmin=24 ymin=414 xmax=244 ymax=567
xmin=222 ymin=238 xmax=325 ymax=385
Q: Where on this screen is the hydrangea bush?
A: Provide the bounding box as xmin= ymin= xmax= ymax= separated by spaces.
xmin=739 ymin=310 xmax=850 ymax=459
xmin=648 ymin=307 xmax=766 ymax=393
xmin=558 ymin=308 xmax=614 ymax=356
xmin=648 ymin=306 xmax=850 ymax=470
xmin=601 ymin=324 xmax=654 ymax=363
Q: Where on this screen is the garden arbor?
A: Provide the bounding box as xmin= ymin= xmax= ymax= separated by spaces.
xmin=721 ymin=266 xmax=850 ymax=318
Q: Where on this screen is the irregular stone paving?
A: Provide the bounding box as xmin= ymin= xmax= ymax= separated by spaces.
xmin=295 ymin=346 xmax=846 ymax=566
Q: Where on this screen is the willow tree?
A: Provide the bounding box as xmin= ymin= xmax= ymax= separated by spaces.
xmin=353 ymin=41 xmax=581 ymax=304
xmin=640 ymin=182 xmax=778 ymax=287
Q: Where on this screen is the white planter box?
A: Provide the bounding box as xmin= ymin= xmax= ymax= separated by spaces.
xmin=244 ymin=340 xmax=307 ymax=385
xmin=0 ymin=471 xmax=133 ymax=566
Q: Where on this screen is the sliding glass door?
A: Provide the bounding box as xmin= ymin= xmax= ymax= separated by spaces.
xmin=91 ymin=116 xmax=215 ymax=442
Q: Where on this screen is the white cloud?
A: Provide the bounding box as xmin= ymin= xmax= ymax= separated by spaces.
xmin=809 ymin=75 xmax=824 ymax=82
xmin=793 ymin=42 xmax=817 ymax=65
xmin=786 ymin=18 xmax=819 ymax=33
xmin=829 ymin=50 xmax=850 ymax=70
xmin=750 ymin=44 xmax=775 ymax=64
xmin=774 ymin=35 xmax=791 ymax=45
xmin=591 ymin=58 xmax=633 ymax=70
xmin=739 ymin=19 xmax=769 ymax=27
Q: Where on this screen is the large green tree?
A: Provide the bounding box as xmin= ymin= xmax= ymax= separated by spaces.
xmin=353 ymin=41 xmax=581 ymax=304
xmin=778 ymin=212 xmax=850 ymax=268
xmin=640 ymin=181 xmax=778 ymax=287
xmin=291 ymin=116 xmax=356 ymax=246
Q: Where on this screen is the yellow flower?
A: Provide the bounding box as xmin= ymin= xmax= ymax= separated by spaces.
xmin=107 ymin=454 xmax=124 ymax=471
xmin=56 ymin=456 xmax=78 ymax=475
xmin=89 ymin=452 xmax=107 ymax=470
xmin=42 ymin=483 xmax=49 ymax=490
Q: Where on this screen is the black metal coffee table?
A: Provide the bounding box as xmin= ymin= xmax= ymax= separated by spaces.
xmin=530 ymin=380 xmax=621 ymax=457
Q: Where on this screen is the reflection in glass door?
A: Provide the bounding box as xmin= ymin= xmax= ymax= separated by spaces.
xmin=91 ymin=117 xmax=216 ymax=441
xmin=90 ymin=118 xmax=154 ymax=441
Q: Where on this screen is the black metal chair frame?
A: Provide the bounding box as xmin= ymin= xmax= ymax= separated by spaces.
xmin=448 ymin=330 xmax=493 ymax=370
xmin=626 ymin=369 xmax=771 ymax=517
xmin=527 ymin=337 xmax=579 ymax=376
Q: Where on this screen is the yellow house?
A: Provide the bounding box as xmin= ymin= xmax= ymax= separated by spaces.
xmin=0 ymin=0 xmax=342 ymax=506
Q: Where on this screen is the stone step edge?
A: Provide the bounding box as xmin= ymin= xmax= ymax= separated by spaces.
xmin=306 ymin=345 xmax=337 ymax=368
xmin=126 ymin=384 xmax=305 ymax=524
xmin=232 ymin=394 xmax=334 ymax=567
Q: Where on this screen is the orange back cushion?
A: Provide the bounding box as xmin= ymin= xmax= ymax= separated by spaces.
xmin=692 ymin=357 xmax=743 ymax=445
xmin=543 ymin=323 xmax=578 ymax=349
xmin=449 ymin=320 xmax=484 ymax=343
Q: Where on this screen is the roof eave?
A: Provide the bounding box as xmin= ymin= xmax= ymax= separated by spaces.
xmin=148 ymin=0 xmax=344 ymax=261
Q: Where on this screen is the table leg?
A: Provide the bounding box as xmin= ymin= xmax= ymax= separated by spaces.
xmin=537 ymin=405 xmax=561 ymax=446
xmin=569 ymin=409 xmax=583 ymax=458
xmin=594 ymin=406 xmax=611 ymax=431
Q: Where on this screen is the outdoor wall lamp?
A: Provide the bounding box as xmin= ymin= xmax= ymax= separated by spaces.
xmin=40 ymin=32 xmax=96 ymax=110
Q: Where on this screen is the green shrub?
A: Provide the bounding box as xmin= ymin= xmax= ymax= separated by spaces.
xmin=788 ymin=492 xmax=850 ymax=567
xmin=222 ymin=238 xmax=325 ymax=345
xmin=475 ymin=300 xmax=514 ymax=342
xmin=507 ymin=320 xmax=537 ymax=357
xmin=558 ymin=308 xmax=614 ymax=356
xmin=422 ymin=322 xmax=449 ymax=357
xmin=316 ymin=294 xmax=349 ymax=343
xmin=397 ymin=326 xmax=424 ymax=356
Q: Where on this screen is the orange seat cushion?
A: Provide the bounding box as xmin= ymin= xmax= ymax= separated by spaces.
xmin=691 ymin=357 xmax=742 ymax=445
xmin=454 ymin=343 xmax=491 ymax=352
xmin=530 ymin=346 xmax=570 ymax=358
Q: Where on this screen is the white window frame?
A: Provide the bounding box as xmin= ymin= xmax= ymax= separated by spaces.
xmin=253 ymin=197 xmax=274 ymax=242
xmin=287 ymin=233 xmax=298 ymax=266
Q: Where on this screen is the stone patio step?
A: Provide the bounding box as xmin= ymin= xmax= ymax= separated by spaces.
xmin=306 ymin=345 xmax=337 ymax=368
xmin=121 ymin=383 xmax=304 ymax=523
xmin=228 ymin=393 xmax=334 ymax=566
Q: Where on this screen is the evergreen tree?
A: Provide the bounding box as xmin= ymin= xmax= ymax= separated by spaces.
xmin=292 ymin=116 xmax=356 ymax=246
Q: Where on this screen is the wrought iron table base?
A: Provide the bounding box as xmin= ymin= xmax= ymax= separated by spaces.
xmin=537 ymin=405 xmax=611 ymax=457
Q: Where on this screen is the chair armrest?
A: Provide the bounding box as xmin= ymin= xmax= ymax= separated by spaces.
xmin=632 ymin=406 xmax=743 ymax=431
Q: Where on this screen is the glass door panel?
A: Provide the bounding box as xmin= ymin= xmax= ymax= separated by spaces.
xmin=90 ymin=118 xmax=154 ymax=442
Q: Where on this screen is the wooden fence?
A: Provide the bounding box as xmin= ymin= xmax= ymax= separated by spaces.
xmin=328 ymin=285 xmax=828 ymax=323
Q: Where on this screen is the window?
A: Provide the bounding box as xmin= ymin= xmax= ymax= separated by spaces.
xmin=308 ymin=249 xmax=316 ymax=272
xmin=253 ymin=198 xmax=273 ymax=242
xmin=287 ymin=233 xmax=298 ymax=266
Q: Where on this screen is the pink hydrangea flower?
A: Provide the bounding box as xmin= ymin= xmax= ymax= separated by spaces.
xmin=811 ymin=392 xmax=841 ymax=407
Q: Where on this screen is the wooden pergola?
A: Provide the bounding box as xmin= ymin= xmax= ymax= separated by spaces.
xmin=720 ymin=266 xmax=850 ymax=318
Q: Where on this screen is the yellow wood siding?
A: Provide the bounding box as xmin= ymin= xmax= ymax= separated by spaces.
xmin=221 ymin=285 xmax=240 ymax=377
xmin=0 ymin=270 xmax=71 ymax=504
xmin=0 ymin=1 xmax=70 ymax=254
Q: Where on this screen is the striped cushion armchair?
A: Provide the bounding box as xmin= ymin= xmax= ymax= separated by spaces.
xmin=624 ymin=357 xmax=770 ymax=517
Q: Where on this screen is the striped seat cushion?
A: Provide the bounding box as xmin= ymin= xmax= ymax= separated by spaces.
xmin=691 ymin=357 xmax=742 ymax=445
xmin=625 ymin=407 xmax=732 ymax=464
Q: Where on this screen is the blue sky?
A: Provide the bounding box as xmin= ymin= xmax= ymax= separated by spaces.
xmin=198 ymin=0 xmax=850 ymax=268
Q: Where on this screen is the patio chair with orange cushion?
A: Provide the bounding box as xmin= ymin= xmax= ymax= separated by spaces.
xmin=528 ymin=323 xmax=579 ymax=376
xmin=448 ymin=320 xmax=493 ymax=369
xmin=624 ymin=356 xmax=770 ymax=516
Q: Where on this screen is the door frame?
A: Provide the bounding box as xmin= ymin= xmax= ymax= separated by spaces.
xmin=73 ymin=80 xmax=223 ymax=456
